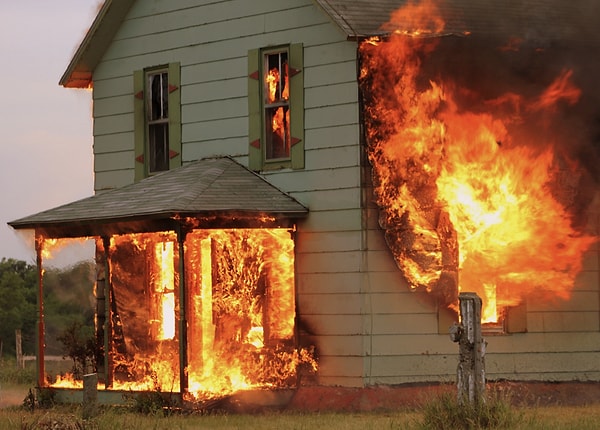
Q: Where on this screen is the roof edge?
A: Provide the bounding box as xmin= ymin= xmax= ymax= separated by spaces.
xmin=59 ymin=0 xmax=135 ymax=88
xmin=312 ymin=0 xmax=358 ymax=39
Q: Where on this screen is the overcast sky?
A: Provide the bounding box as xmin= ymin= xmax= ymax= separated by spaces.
xmin=0 ymin=1 xmax=102 ymax=263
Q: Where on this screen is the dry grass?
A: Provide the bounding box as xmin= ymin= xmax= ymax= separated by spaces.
xmin=0 ymin=403 xmax=599 ymax=430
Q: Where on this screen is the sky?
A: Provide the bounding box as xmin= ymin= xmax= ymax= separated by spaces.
xmin=0 ymin=1 xmax=102 ymax=263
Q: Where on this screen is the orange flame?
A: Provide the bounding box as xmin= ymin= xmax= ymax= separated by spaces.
xmin=265 ymin=60 xmax=291 ymax=158
xmin=266 ymin=68 xmax=280 ymax=103
xmin=360 ymin=4 xmax=596 ymax=322
xmin=50 ymin=228 xmax=316 ymax=397
xmin=154 ymin=241 xmax=175 ymax=341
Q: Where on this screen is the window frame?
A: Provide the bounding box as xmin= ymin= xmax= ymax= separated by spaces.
xmin=248 ymin=44 xmax=304 ymax=171
xmin=134 ymin=63 xmax=181 ymax=181
xmin=146 ymin=69 xmax=170 ymax=174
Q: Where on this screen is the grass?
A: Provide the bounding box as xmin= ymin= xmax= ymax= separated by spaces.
xmin=0 ymin=404 xmax=598 ymax=430
xmin=2 ymin=361 xmax=599 ymax=430
xmin=0 ymin=393 xmax=599 ymax=430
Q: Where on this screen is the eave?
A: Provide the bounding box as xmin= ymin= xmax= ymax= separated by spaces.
xmin=59 ymin=0 xmax=135 ymax=88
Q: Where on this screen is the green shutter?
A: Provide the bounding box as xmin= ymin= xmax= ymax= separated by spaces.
xmin=133 ymin=69 xmax=146 ymax=181
xmin=248 ymin=48 xmax=262 ymax=171
xmin=289 ymin=43 xmax=304 ymax=170
xmin=168 ymin=62 xmax=182 ymax=170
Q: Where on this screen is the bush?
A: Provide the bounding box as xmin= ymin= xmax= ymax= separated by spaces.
xmin=0 ymin=357 xmax=36 ymax=384
xmin=56 ymin=320 xmax=97 ymax=378
xmin=419 ymin=391 xmax=523 ymax=429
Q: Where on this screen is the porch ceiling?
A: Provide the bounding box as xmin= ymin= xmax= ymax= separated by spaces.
xmin=8 ymin=157 xmax=308 ymax=238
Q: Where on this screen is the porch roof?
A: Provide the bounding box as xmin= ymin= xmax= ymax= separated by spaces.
xmin=8 ymin=157 xmax=308 ymax=238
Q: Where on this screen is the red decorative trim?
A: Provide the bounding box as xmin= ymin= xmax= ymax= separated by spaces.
xmin=250 ymin=139 xmax=261 ymax=149
xmin=289 ymin=67 xmax=301 ymax=77
xmin=248 ymin=70 xmax=260 ymax=80
xmin=134 ymin=90 xmax=144 ymax=99
xmin=291 ymin=137 xmax=302 ymax=146
xmin=169 ymin=150 xmax=179 ymax=159
xmin=135 ymin=154 xmax=144 ymax=163
xmin=168 ymin=84 xmax=178 ymax=93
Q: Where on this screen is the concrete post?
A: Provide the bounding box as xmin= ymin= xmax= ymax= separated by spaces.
xmin=82 ymin=373 xmax=98 ymax=419
xmin=449 ymin=292 xmax=486 ymax=405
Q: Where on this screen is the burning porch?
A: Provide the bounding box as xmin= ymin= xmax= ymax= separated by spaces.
xmin=8 ymin=156 xmax=315 ymax=405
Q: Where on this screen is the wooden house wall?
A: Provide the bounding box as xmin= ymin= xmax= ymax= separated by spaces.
xmin=362 ymin=178 xmax=600 ymax=384
xmin=89 ymin=0 xmax=600 ymax=387
xmin=91 ymin=0 xmax=366 ymax=387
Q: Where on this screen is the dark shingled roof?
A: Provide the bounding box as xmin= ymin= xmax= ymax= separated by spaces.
xmin=8 ymin=157 xmax=308 ymax=237
xmin=315 ymin=0 xmax=600 ymax=44
xmin=62 ymin=1 xmax=600 ymax=87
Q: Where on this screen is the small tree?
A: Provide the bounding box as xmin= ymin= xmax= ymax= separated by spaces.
xmin=56 ymin=320 xmax=97 ymax=378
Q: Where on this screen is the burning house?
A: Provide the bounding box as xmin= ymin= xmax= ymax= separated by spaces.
xmin=8 ymin=0 xmax=600 ymax=408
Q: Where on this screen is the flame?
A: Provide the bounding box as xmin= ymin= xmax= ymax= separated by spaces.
xmin=266 ymin=67 xmax=280 ymax=103
xmin=360 ymin=3 xmax=597 ymax=322
xmin=265 ymin=61 xmax=291 ymax=158
xmin=185 ymin=228 xmax=305 ymax=398
xmin=36 ymin=236 xmax=93 ymax=262
xmin=382 ymin=0 xmax=445 ymax=36
xmin=154 ymin=241 xmax=175 ymax=341
xmin=51 ymin=228 xmax=316 ymax=397
xmin=52 ymin=373 xmax=83 ymax=388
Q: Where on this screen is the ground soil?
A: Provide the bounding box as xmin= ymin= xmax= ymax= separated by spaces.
xmin=287 ymin=381 xmax=600 ymax=411
xmin=0 ymin=384 xmax=29 ymax=409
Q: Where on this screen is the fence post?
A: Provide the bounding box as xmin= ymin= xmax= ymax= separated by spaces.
xmin=449 ymin=292 xmax=486 ymax=405
xmin=16 ymin=329 xmax=24 ymax=369
xmin=82 ymin=373 xmax=98 ymax=419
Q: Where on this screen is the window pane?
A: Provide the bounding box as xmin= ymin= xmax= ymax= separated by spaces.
xmin=265 ymin=106 xmax=290 ymax=159
xmin=264 ymin=52 xmax=288 ymax=104
xmin=149 ymin=123 xmax=169 ymax=172
xmin=149 ymin=72 xmax=168 ymax=121
xmin=264 ymin=51 xmax=290 ymax=161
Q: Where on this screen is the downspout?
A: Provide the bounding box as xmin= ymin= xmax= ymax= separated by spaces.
xmin=34 ymin=232 xmax=45 ymax=388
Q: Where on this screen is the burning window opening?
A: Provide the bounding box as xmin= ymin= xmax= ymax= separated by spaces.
xmin=264 ymin=49 xmax=291 ymax=160
xmin=44 ymin=228 xmax=316 ymax=399
xmin=359 ymin=2 xmax=598 ymax=328
xmin=147 ymin=69 xmax=169 ymax=173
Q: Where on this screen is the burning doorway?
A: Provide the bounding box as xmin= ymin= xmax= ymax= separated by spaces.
xmin=97 ymin=228 xmax=302 ymax=398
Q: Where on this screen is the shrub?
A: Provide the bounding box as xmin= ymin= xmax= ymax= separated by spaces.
xmin=0 ymin=357 xmax=36 ymax=384
xmin=419 ymin=391 xmax=523 ymax=429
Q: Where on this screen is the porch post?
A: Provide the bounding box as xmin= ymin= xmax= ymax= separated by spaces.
xmin=176 ymin=225 xmax=188 ymax=393
xmin=102 ymin=236 xmax=113 ymax=388
xmin=34 ymin=232 xmax=45 ymax=388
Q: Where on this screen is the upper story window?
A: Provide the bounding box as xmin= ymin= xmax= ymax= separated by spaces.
xmin=133 ymin=63 xmax=181 ymax=181
xmin=248 ymin=44 xmax=304 ymax=171
xmin=147 ymin=70 xmax=170 ymax=173
xmin=264 ymin=50 xmax=290 ymax=160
